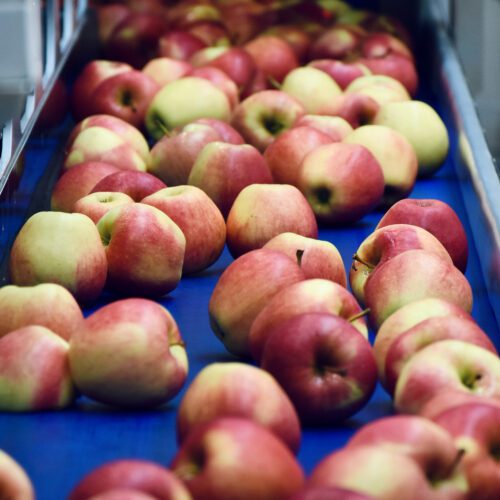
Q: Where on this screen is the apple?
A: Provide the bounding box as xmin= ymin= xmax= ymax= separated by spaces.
xmin=395 ymin=340 xmax=500 ymax=414
xmin=226 ymin=184 xmax=318 ymax=258
xmin=142 ymin=57 xmax=192 ymax=87
xmin=240 ymin=67 xmax=270 ymax=99
xmin=376 ymin=198 xmax=469 ymax=272
xmin=187 ymin=22 xmax=230 ymax=48
xmin=145 ymin=77 xmax=231 ymax=140
xmin=63 ymin=127 xmax=148 ymax=172
xmin=97 ymin=203 xmax=185 ymax=297
xmin=364 ymin=249 xmax=473 ymax=328
xmin=263 ymin=25 xmax=312 ymax=62
xmin=141 ymin=185 xmax=226 ymax=274
xmin=171 ymin=418 xmax=305 ymax=500
xmin=384 ymin=315 xmax=497 ymax=395
xmin=0 ymin=325 xmax=75 ymax=411
xmin=281 ymin=67 xmax=342 ymax=115
xmin=349 ymin=224 xmax=453 ymax=305
xmin=307 ymin=59 xmax=371 ymax=90
xmin=261 ymin=313 xmax=377 ymax=425
xmin=344 ymin=74 xmax=411 ymax=107
xmin=169 ymin=4 xmax=222 ymax=30
xmin=50 ymin=162 xmax=119 ymax=214
xmin=209 ymin=249 xmax=305 ymax=357
xmin=82 ymin=490 xmax=155 ymax=500
xmin=69 ymin=459 xmax=191 ymax=500
xmin=343 ymin=124 xmax=418 ymax=206
xmin=158 ymin=30 xmax=207 ymax=61
xmin=294 ymin=115 xmax=353 ymax=141
xmin=298 ymin=142 xmax=385 ymax=225
xmin=176 ymin=362 xmax=301 ymax=452
xmin=73 ymin=192 xmax=135 ymax=224
xmin=193 ymin=118 xmax=244 ymax=145
xmin=188 ymin=142 xmax=273 ymax=218
xmin=9 ymin=212 xmax=107 ymax=303
xmin=231 ymin=90 xmax=305 ymax=151
xmin=263 ymin=233 xmax=346 ymax=287
xmin=327 ymin=93 xmax=380 ymax=128
xmin=96 ymin=4 xmax=131 ymax=44
xmin=0 ymin=451 xmax=34 ymax=500
xmin=188 ymin=66 xmax=240 ymax=110
xmin=249 ymin=279 xmax=368 ymax=363
xmin=69 ymin=298 xmax=188 ymax=408
xmin=289 ymin=486 xmax=373 ymax=500
xmin=0 ymin=283 xmax=83 ymax=341
xmin=308 ymin=25 xmax=364 ymax=60
xmin=374 ymin=100 xmax=449 ymax=177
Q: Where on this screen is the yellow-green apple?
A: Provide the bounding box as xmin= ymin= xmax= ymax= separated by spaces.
xmin=395 ymin=340 xmax=500 ymax=414
xmin=142 ymin=57 xmax=192 ymax=87
xmin=345 ymin=74 xmax=410 ymax=107
xmin=188 ymin=66 xmax=239 ymax=110
xmin=194 ymin=118 xmax=244 ymax=144
xmin=176 ymin=362 xmax=301 ymax=452
xmin=308 ymin=445 xmax=454 ymax=499
xmin=97 ymin=203 xmax=185 ymax=297
xmin=290 ymin=486 xmax=373 ymax=500
xmin=158 ymin=30 xmax=207 ymax=61
xmin=73 ymin=192 xmax=135 ymax=224
xmin=308 ymin=25 xmax=364 ymax=60
xmin=374 ymin=298 xmax=475 ymax=383
xmin=294 ymin=115 xmax=353 ymax=141
xmin=209 ymin=249 xmax=305 ymax=357
xmin=90 ymin=171 xmax=166 ymax=201
xmin=69 ymin=298 xmax=188 ymax=408
xmin=63 ymin=127 xmax=148 ymax=172
xmin=71 ymin=60 xmax=133 ymax=121
xmin=244 ymin=35 xmax=299 ymax=83
xmin=231 ymin=90 xmax=305 ymax=151
xmin=188 ymin=142 xmax=273 ymax=217
xmin=263 ymin=233 xmax=346 ymax=287
xmin=67 ymin=114 xmax=150 ymax=165
xmin=298 ymin=142 xmax=385 ymax=225
xmin=9 ymin=212 xmax=107 ymax=303
xmin=263 ymin=25 xmax=312 ymax=62
xmin=69 ymin=459 xmax=191 ymax=500
xmin=349 ymin=224 xmax=452 ymax=305
xmin=168 ymin=3 xmax=222 ymax=29
xmin=433 ymin=402 xmax=500 ymax=499
xmin=226 ymin=184 xmax=318 ymax=258
xmin=149 ymin=122 xmax=223 ymax=186
xmin=376 ymin=198 xmax=469 ymax=272
xmin=374 ymin=101 xmax=449 ymax=176
xmin=0 ymin=451 xmax=34 ymax=500
xmin=307 ymin=59 xmax=371 ymax=90
xmin=343 ymin=125 xmax=418 ymax=206
xmin=88 ymin=70 xmax=160 ymax=128
xmin=260 ymin=313 xmax=377 ymax=425
xmin=145 ymin=77 xmax=231 ymax=140
xmin=364 ymin=249 xmax=473 ymax=328
xmin=141 ymin=185 xmax=225 ymax=274
xmin=327 ymin=93 xmax=380 ymax=128
xmin=171 ymin=418 xmax=305 ymax=500
xmin=0 ymin=325 xmax=75 ymax=411
xmin=263 ymin=126 xmax=333 ymax=186
xmin=346 ymin=415 xmax=468 ymax=497
xmin=0 ymin=283 xmax=83 ymax=341
xmin=281 ymin=67 xmax=342 ymax=115
xmin=51 ymin=162 xmax=120 ymax=212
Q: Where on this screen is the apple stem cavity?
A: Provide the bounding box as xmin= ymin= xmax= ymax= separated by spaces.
xmin=352 ymin=253 xmax=375 ymax=270
xmin=347 ymin=308 xmax=371 ymax=323
xmin=267 ymin=75 xmax=282 ymax=90
xmin=296 ymin=249 xmax=305 ymax=267
xmin=313 ymin=187 xmax=331 ymax=206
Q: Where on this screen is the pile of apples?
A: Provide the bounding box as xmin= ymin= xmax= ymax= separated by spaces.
xmin=2 ymin=0 xmax=500 ymax=498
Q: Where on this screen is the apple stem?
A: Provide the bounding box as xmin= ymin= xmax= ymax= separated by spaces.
xmin=268 ymin=75 xmax=282 ymax=90
xmin=296 ymin=249 xmax=305 ymax=267
xmin=154 ymin=118 xmax=171 ymax=138
xmin=352 ymin=253 xmax=375 ymax=270
xmin=347 ymin=308 xmax=371 ymax=323
xmin=446 ymin=448 xmax=466 ymax=477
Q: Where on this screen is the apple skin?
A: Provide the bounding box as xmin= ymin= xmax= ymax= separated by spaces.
xmin=231 ymin=90 xmax=305 ymax=152
xmin=374 ymin=100 xmax=449 ymax=177
xmin=145 ymin=77 xmax=231 ymax=140
xmin=226 ymin=184 xmax=318 ymax=258
xmin=209 ymin=249 xmax=305 ymax=358
xmin=376 ymin=198 xmax=469 ymax=272
xmin=0 ymin=451 xmax=34 ymax=500
xmin=343 ymin=124 xmax=418 ymax=206
xmin=141 ymin=185 xmax=226 ymax=274
xmin=171 ymin=418 xmax=305 ymax=500
xmin=395 ymin=340 xmax=500 ymax=415
xmin=73 ymin=192 xmax=135 ymax=224
xmin=289 ymin=486 xmax=373 ymax=500
xmin=158 ymin=30 xmax=207 ymax=61
xmin=307 ymin=59 xmax=371 ymax=90
xmin=364 ymin=249 xmax=473 ymax=328
xmin=294 ymin=115 xmax=353 ymax=141
xmin=187 ymin=22 xmax=230 ymax=48
xmin=328 ymin=93 xmax=380 ymax=129
xmin=188 ymin=142 xmax=273 ymax=218
xmin=9 ymin=212 xmax=107 ymax=303
xmin=308 ymin=25 xmax=364 ymax=60
xmin=384 ymin=315 xmax=496 ymax=395
xmin=142 ymin=57 xmax=192 ymax=88
xmin=263 ymin=25 xmax=312 ymax=62
xmin=69 ymin=459 xmax=191 ymax=500
xmin=298 ymin=142 xmax=385 ymax=225
xmin=240 ymin=67 xmax=270 ymax=99
xmin=176 ymin=362 xmax=301 ymax=453
xmin=0 ymin=325 xmax=75 ymax=411
xmin=97 ymin=203 xmax=185 ymax=297
xmin=69 ymin=298 xmax=188 ymax=408
xmin=84 ymin=490 xmax=155 ymax=500
xmin=349 ymin=224 xmax=453 ymax=305
xmin=193 ymin=118 xmax=244 ymax=145
xmin=51 ymin=162 xmax=120 ymax=213
xmin=263 ymin=233 xmax=346 ymax=287
xmin=344 ymin=74 xmax=410 ymax=107
xmin=96 ymin=4 xmax=131 ymax=44
xmin=263 ymin=126 xmax=333 ymax=186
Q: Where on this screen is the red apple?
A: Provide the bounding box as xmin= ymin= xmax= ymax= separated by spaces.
xmin=289 ymin=486 xmax=373 ymax=500
xmin=308 ymin=25 xmax=364 ymax=60
xmin=0 ymin=451 xmax=34 ymax=500
xmin=158 ymin=30 xmax=207 ymax=61
xmin=294 ymin=115 xmax=353 ymax=141
xmin=193 ymin=118 xmax=244 ymax=145
xmin=73 ymin=192 xmax=135 ymax=224
xmin=307 ymin=59 xmax=371 ymax=90
xmin=96 ymin=4 xmax=131 ymax=44
xmin=264 ymin=25 xmax=312 ymax=62
xmin=327 ymin=93 xmax=380 ymax=128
